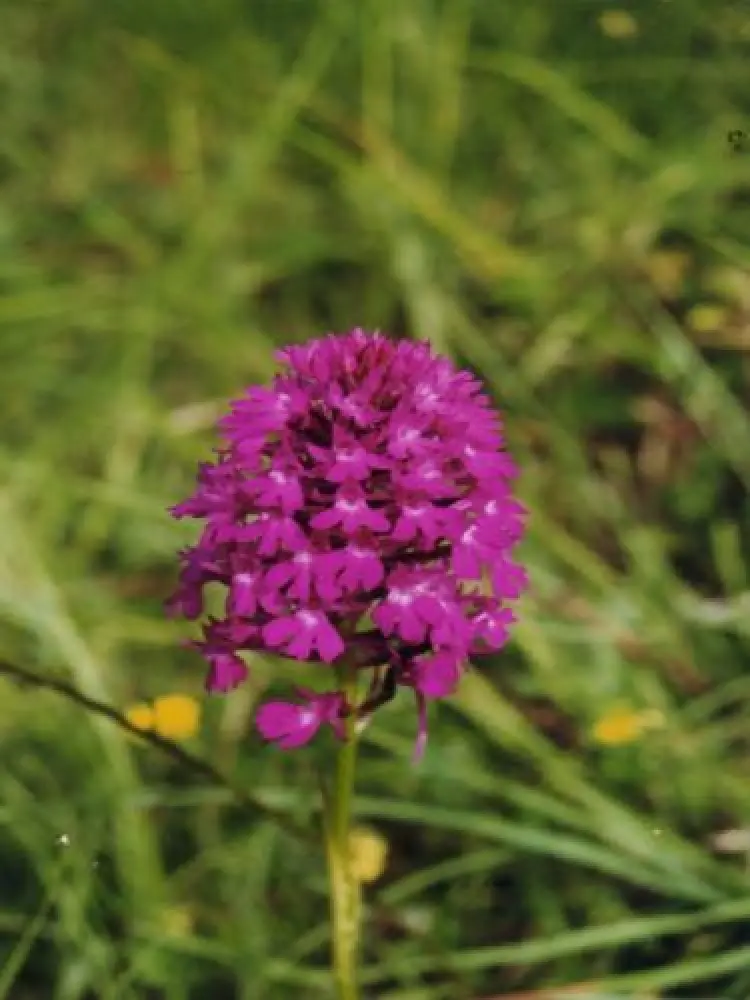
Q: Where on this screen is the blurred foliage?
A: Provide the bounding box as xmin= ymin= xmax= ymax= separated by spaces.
xmin=1 ymin=0 xmax=750 ymax=997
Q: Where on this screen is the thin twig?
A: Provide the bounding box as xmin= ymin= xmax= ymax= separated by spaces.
xmin=0 ymin=658 xmax=318 ymax=846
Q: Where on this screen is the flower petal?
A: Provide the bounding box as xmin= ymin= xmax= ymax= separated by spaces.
xmin=414 ymin=651 xmax=462 ymax=699
xmin=262 ymin=616 xmax=297 ymax=649
xmin=205 ymin=653 xmax=248 ymax=693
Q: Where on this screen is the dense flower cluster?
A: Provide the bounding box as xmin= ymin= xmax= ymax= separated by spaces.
xmin=167 ymin=330 xmax=527 ymax=756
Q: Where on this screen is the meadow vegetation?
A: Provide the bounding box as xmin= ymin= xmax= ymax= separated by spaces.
xmin=1 ymin=0 xmax=750 ymax=997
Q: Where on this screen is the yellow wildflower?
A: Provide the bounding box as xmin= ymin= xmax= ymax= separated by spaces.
xmin=152 ymin=694 xmax=201 ymax=740
xmin=685 ymin=303 xmax=729 ymax=335
xmin=592 ymin=704 xmax=659 ymax=746
xmin=598 ymin=11 xmax=638 ymax=39
xmin=125 ymin=702 xmax=154 ymax=732
xmin=349 ymin=825 xmax=388 ymax=884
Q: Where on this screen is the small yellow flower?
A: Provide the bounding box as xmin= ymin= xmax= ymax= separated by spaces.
xmin=686 ymin=303 xmax=729 ymax=335
xmin=125 ymin=702 xmax=155 ymax=732
xmin=598 ymin=10 xmax=638 ymax=39
xmin=152 ymin=694 xmax=201 ymax=740
xmin=592 ymin=705 xmax=646 ymax=746
xmin=349 ymin=825 xmax=388 ymax=884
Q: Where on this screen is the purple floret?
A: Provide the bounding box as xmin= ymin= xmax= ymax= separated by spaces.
xmin=256 ymin=688 xmax=347 ymax=749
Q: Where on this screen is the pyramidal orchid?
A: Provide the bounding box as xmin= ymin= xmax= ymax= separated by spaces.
xmin=168 ymin=329 xmax=527 ymax=752
xmin=167 ymin=330 xmax=527 ymax=999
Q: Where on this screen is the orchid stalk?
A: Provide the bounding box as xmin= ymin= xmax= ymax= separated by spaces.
xmin=322 ymin=658 xmax=361 ymax=1000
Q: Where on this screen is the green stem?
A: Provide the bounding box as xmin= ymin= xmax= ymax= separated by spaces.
xmin=323 ymin=664 xmax=361 ymax=1000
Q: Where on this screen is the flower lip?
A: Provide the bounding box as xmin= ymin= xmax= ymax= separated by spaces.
xmin=256 ymin=688 xmax=348 ymax=748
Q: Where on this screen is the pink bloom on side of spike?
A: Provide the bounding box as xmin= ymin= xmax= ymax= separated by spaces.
xmin=256 ymin=689 xmax=347 ymax=749
xmin=204 ymin=652 xmax=249 ymax=693
xmin=167 ymin=330 xmax=528 ymax=758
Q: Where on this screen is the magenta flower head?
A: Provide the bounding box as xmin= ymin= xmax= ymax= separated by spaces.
xmin=167 ymin=330 xmax=528 ymax=758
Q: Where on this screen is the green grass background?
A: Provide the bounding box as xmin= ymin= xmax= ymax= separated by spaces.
xmin=1 ymin=0 xmax=750 ymax=997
